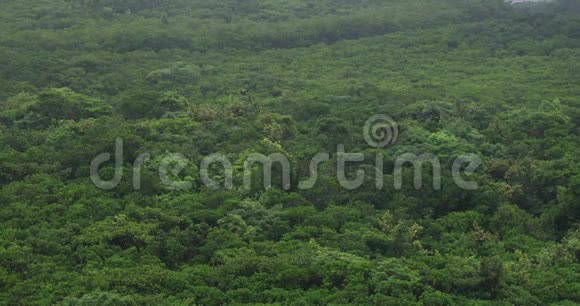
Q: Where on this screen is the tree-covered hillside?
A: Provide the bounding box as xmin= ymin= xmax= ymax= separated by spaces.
xmin=0 ymin=0 xmax=579 ymax=304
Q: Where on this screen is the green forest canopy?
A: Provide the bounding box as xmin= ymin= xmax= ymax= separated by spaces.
xmin=0 ymin=0 xmax=579 ymax=304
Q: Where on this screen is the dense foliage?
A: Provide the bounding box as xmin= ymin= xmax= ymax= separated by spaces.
xmin=0 ymin=0 xmax=579 ymax=304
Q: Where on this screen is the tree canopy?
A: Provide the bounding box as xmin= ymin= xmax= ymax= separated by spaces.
xmin=0 ymin=0 xmax=578 ymax=304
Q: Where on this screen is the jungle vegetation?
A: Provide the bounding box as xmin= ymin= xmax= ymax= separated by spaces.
xmin=0 ymin=0 xmax=579 ymax=304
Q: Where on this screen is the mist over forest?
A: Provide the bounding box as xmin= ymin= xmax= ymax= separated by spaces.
xmin=0 ymin=0 xmax=578 ymax=304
